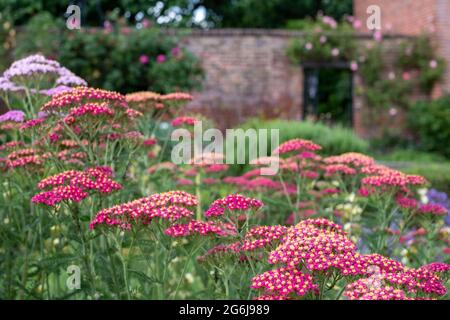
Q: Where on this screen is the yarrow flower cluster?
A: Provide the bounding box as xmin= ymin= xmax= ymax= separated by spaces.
xmin=361 ymin=172 xmax=427 ymax=188
xmin=251 ymin=267 xmax=317 ymax=298
xmin=125 ymin=91 xmax=192 ymax=111
xmin=204 ymin=194 xmax=263 ymax=218
xmin=164 ymin=219 xmax=235 ymax=237
xmin=0 ymin=110 xmax=25 ymax=123
xmin=90 ymin=191 xmax=197 ymax=230
xmin=32 ymin=167 xmax=122 ymax=206
xmin=324 ymin=152 xmax=375 ymax=168
xmin=417 ymin=203 xmax=448 ymax=216
xmin=5 ymin=147 xmax=43 ymax=169
xmin=344 ymin=265 xmax=449 ymax=299
xmin=63 ymin=102 xmax=115 ymax=124
xmin=249 ymin=218 xmax=448 ymax=300
xmin=324 ymin=164 xmax=357 ymax=176
xmin=42 ymin=87 xmax=127 ymax=111
xmin=171 ymin=116 xmax=197 ymax=127
xmin=240 ymin=225 xmax=288 ymax=251
xmin=0 ymin=54 xmax=86 ymax=93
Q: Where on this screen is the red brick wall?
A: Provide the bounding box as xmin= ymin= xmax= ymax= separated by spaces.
xmin=181 ymin=29 xmax=303 ymax=130
xmin=179 ymin=29 xmax=410 ymax=137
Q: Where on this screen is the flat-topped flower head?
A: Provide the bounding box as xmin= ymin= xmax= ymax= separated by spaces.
xmin=360 ymin=164 xmax=398 ymax=175
xmin=251 ymin=267 xmax=317 ymax=297
xmin=268 ymin=218 xmax=358 ymax=271
xmin=161 ymin=92 xmax=193 ymax=102
xmin=126 ymin=91 xmax=161 ymax=104
xmin=147 ymin=161 xmax=177 ymax=174
xmin=344 ymin=278 xmax=408 ymax=300
xmin=90 ymin=191 xmax=197 ymax=230
xmin=396 ymin=196 xmax=418 ymax=209
xmin=205 ymin=194 xmax=263 ymax=218
xmin=240 ymin=225 xmax=288 ymax=251
xmin=63 ymin=102 xmax=115 ymax=124
xmin=189 ymin=152 xmax=225 ymax=166
xmin=21 ymin=117 xmax=46 ymax=130
xmin=0 ymin=141 xmax=24 ymax=151
xmin=3 ymin=54 xmax=60 ymax=80
xmin=0 ymin=76 xmax=24 ymax=92
xmin=362 ymin=172 xmax=427 ymax=188
xmin=31 ymin=185 xmax=88 ymax=206
xmin=345 ymin=265 xmax=448 ymax=300
xmin=42 ymin=87 xmax=127 ymax=111
xmin=5 ymin=147 xmax=43 ymax=169
xmin=419 ymin=262 xmax=450 ymax=274
xmin=418 ymin=203 xmax=448 ymax=216
xmin=32 ymin=167 xmax=121 ymax=206
xmin=324 ymin=152 xmax=375 ymax=167
xmin=273 ymin=139 xmax=321 ymax=156
xmin=55 ymin=67 xmax=87 ymax=87
xmin=1 ymin=55 xmax=86 ymax=95
xmin=0 ymin=110 xmax=25 ymax=123
xmin=197 ymin=242 xmax=242 ymax=262
xmin=204 ymin=164 xmax=229 ymax=173
xmin=171 ymin=116 xmax=197 ymax=127
xmin=164 ymin=220 xmax=235 ymax=237
xmin=324 ymin=164 xmax=357 ymax=176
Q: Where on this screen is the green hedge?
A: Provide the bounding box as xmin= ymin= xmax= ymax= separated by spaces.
xmin=225 ymin=119 xmax=369 ymax=175
xmin=408 ymin=95 xmax=450 ymax=159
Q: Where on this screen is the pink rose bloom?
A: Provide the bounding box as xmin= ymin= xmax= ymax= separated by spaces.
xmin=305 ymin=42 xmax=313 ymax=50
xmin=142 ymin=19 xmax=151 ymax=28
xmin=121 ymin=27 xmax=131 ymax=35
xmin=139 ymin=55 xmax=149 ymax=65
xmin=156 ymin=54 xmax=166 ymax=64
xmin=402 ymin=72 xmax=411 ymax=81
xmin=373 ymin=30 xmax=383 ymax=42
xmin=388 ymin=72 xmax=396 ymax=80
xmin=353 ymin=19 xmax=362 ymax=29
xmin=171 ymin=46 xmax=181 ymax=57
xmin=389 ymin=107 xmax=398 ymax=116
xmin=350 ymin=61 xmax=358 ymax=71
xmin=322 ymin=16 xmax=337 ymax=29
xmin=104 ymin=21 xmax=112 ymax=30
xmin=331 ymin=48 xmax=340 ymax=57
xmin=320 ymin=35 xmax=327 ymax=44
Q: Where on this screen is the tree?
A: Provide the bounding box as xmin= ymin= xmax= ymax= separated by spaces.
xmin=0 ymin=0 xmax=353 ymax=28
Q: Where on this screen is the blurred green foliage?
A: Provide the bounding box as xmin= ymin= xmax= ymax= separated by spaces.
xmin=408 ymin=95 xmax=450 ymax=159
xmin=0 ymin=0 xmax=352 ymax=28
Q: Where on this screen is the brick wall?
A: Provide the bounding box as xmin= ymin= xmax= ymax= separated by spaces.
xmin=181 ymin=29 xmax=303 ymax=130
xmin=180 ymin=29 xmax=408 ymax=137
xmin=354 ymin=0 xmax=437 ymax=35
xmin=435 ymin=0 xmax=450 ymax=93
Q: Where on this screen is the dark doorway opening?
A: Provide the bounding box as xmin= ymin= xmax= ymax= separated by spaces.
xmin=303 ymin=62 xmax=353 ymax=127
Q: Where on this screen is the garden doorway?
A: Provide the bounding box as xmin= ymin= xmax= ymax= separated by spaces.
xmin=303 ymin=62 xmax=353 ymax=127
